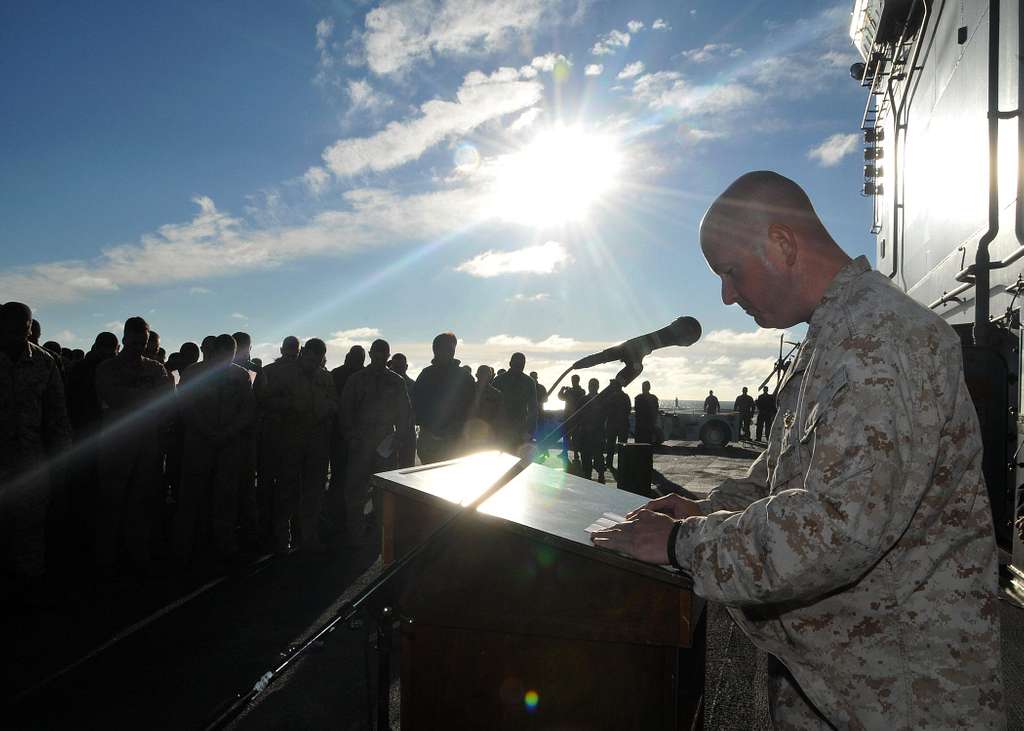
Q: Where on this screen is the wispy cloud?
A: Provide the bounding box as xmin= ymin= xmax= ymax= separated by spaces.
xmin=631 ymin=71 xmax=758 ymax=117
xmin=617 ymin=61 xmax=645 ymax=80
xmin=652 ymin=18 xmax=670 ymax=30
xmin=808 ymin=133 xmax=859 ymax=167
xmin=303 ymin=166 xmax=330 ymax=196
xmin=591 ymin=29 xmax=630 ymax=56
xmin=360 ymin=0 xmax=559 ymax=76
xmin=327 ymin=326 xmax=382 ymax=351
xmin=313 ymin=18 xmax=338 ymax=87
xmin=322 ymin=67 xmax=541 ymax=177
xmin=347 ymin=78 xmax=392 ymax=114
xmin=485 ymin=334 xmax=580 ymax=351
xmin=584 ymin=63 xmax=604 ymax=76
xmin=189 ymin=286 xmax=211 ymax=295
xmin=626 ymin=20 xmax=644 ymax=33
xmin=507 ymin=292 xmax=551 ymax=303
xmin=455 ymin=241 xmax=571 ymax=278
xmin=681 ymin=43 xmax=744 ymax=63
xmin=231 ymin=312 xmax=248 ymax=320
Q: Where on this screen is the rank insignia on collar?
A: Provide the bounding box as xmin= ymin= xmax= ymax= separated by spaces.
xmin=783 ymin=411 xmax=794 ymax=429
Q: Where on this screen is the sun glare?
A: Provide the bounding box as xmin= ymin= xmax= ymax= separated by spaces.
xmin=491 ymin=125 xmax=623 ymax=227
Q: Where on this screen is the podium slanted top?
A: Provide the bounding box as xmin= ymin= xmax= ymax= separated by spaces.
xmin=372 ymin=450 xmax=690 ymax=588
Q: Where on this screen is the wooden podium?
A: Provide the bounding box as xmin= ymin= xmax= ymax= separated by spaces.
xmin=373 ymin=451 xmax=705 ymax=730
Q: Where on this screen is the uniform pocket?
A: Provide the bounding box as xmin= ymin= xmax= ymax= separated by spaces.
xmin=799 ymin=366 xmax=849 ymax=444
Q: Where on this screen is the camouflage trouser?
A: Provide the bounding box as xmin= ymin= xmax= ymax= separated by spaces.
xmin=343 ymin=434 xmax=396 ymax=542
xmin=174 ymin=433 xmax=242 ymax=562
xmin=274 ymin=429 xmax=329 ymax=550
xmin=0 ymin=464 xmax=50 ymax=579
xmin=96 ymin=437 xmax=161 ymax=571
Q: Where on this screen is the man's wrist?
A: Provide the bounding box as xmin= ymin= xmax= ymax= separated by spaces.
xmin=667 ymin=520 xmax=684 ymax=570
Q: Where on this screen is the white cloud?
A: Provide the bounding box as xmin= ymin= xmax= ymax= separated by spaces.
xmin=303 ymin=166 xmax=331 ymax=196
xmin=231 ymin=312 xmax=248 ymax=320
xmin=679 ymin=125 xmax=727 ymax=144
xmin=67 ymin=275 xmax=119 ymax=291
xmin=652 ymin=18 xmax=670 ymax=30
xmin=507 ymin=107 xmax=542 ymax=134
xmin=313 ymin=18 xmax=338 ymax=87
xmin=591 ymin=29 xmax=630 ymax=56
xmin=485 ymin=334 xmax=580 ymax=351
xmin=681 ymin=43 xmax=743 ymax=63
xmin=617 ymin=61 xmax=645 ymax=79
xmin=455 ymin=241 xmax=572 ymax=278
xmin=626 ymin=20 xmax=644 ymax=33
xmin=529 ymin=52 xmax=570 ymax=72
xmin=507 ymin=292 xmax=551 ymax=302
xmin=322 ymin=67 xmax=542 ymax=177
xmin=584 ymin=63 xmax=604 ymax=76
xmin=347 ymin=78 xmax=392 ymax=114
xmin=702 ymin=328 xmax=792 ymax=349
xmin=104 ymin=321 xmax=124 ymax=332
xmin=327 ymin=327 xmax=382 ymax=351
xmin=361 ymin=0 xmax=553 ymax=76
xmin=54 ymin=329 xmax=78 ymax=345
xmin=631 ymin=71 xmax=757 ymax=117
xmin=808 ymin=133 xmax=859 ymax=167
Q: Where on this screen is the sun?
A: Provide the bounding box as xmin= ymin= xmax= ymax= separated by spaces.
xmin=490 ymin=125 xmax=623 ymax=227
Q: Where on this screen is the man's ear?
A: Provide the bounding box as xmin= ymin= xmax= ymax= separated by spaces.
xmin=767 ymin=223 xmax=797 ymax=265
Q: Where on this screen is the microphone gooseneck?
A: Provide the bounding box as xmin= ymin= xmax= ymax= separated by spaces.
xmin=571 ymin=316 xmax=702 ymax=370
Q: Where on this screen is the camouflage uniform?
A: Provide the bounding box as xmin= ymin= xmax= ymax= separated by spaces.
xmin=492 ymin=370 xmax=538 ymax=451
xmin=0 ymin=343 xmax=71 ymax=578
xmin=260 ymin=359 xmax=336 ymax=550
xmin=174 ymin=362 xmax=254 ymax=561
xmin=672 ymin=257 xmax=1005 ymax=728
xmin=94 ymin=353 xmax=173 ymax=570
xmin=340 ymin=364 xmax=411 ymax=541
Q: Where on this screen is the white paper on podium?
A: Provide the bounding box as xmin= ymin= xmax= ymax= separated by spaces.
xmin=584 ymin=512 xmax=627 ymax=534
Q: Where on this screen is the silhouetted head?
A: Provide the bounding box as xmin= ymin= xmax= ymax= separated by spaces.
xmin=232 ymin=331 xmax=251 ymax=360
xmin=529 ymin=371 xmax=538 ymax=381
xmin=344 ymin=345 xmax=366 ymax=369
xmin=642 ymin=381 xmax=651 ymax=394
xmin=0 ymin=302 xmax=32 ymax=352
xmin=29 ymin=318 xmax=41 ymax=345
xmin=43 ymin=341 xmax=62 ymax=357
xmin=700 ymin=171 xmax=852 ymax=328
xmin=588 ymin=378 xmax=599 ymax=394
xmin=252 ymin=357 xmax=262 ymax=369
xmin=92 ymin=331 xmax=119 ymax=356
xmin=180 ymin=341 xmax=200 ymax=365
xmin=122 ymin=317 xmax=150 ymax=358
xmin=301 ymin=338 xmax=327 ymax=370
xmin=214 ymin=334 xmax=237 ymax=363
xmin=156 ymin=347 xmax=166 ymax=363
xmin=571 ymin=374 xmax=580 ymax=386
xmin=509 ymin=352 xmax=526 ymax=373
xmin=281 ymin=336 xmax=300 ymax=359
xmin=497 ymin=368 xmax=506 ymax=377
xmin=61 ymin=347 xmax=72 ymax=361
xmin=166 ymin=352 xmax=183 ymax=373
xmin=761 ymin=385 xmax=769 ymax=393
xmin=389 ymin=353 xmax=408 ymax=376
xmin=200 ymin=336 xmax=216 ymax=360
xmin=144 ymin=330 xmax=160 ymax=358
xmin=476 ymin=364 xmax=494 ymax=384
xmin=368 ymin=339 xmax=390 ymax=367
xmin=742 ymin=386 xmax=748 ymax=394
xmin=72 ymin=349 xmax=85 ymax=361
xmin=432 ymin=332 xmax=457 ymax=364
xmin=708 ymin=390 xmax=714 ymax=396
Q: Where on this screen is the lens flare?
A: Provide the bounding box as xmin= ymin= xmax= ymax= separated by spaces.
xmin=524 ymin=689 xmax=540 ymax=711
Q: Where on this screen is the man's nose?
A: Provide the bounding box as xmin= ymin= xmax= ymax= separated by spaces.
xmin=721 ymin=278 xmax=737 ymax=305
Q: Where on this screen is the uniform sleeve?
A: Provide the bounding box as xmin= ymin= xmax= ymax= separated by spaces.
xmin=339 ymin=377 xmax=358 ymax=437
xmin=42 ymin=359 xmax=72 ymax=453
xmin=673 ymin=338 xmax=955 ymax=607
xmin=694 ymin=449 xmax=769 ymax=515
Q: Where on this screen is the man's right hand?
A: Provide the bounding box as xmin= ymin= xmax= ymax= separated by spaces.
xmin=626 ymin=493 xmax=702 ymax=520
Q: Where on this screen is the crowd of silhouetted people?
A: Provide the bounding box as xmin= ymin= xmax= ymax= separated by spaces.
xmin=0 ymin=302 xmax=678 ymax=604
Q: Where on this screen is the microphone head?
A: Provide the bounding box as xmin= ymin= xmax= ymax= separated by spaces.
xmin=668 ymin=316 xmax=701 ymax=346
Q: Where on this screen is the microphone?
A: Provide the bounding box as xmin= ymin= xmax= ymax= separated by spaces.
xmin=571 ymin=317 xmax=701 ymax=369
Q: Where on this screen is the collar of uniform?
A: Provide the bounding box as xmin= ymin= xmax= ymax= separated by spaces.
xmin=807 ymin=255 xmax=871 ymax=335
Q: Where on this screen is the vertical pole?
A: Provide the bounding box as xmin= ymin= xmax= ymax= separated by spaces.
xmin=376 ymin=606 xmax=393 ymax=730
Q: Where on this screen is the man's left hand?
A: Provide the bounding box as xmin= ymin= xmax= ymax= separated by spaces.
xmin=589 ymin=509 xmax=677 ymax=565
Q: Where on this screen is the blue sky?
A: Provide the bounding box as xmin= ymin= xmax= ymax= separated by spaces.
xmin=1 ymin=1 xmax=872 ymax=399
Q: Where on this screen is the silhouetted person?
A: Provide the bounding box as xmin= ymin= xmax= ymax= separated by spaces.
xmin=94 ymin=317 xmax=172 ymax=575
xmin=0 ymin=302 xmax=71 ymax=595
xmin=703 ymin=390 xmax=720 ymax=415
xmin=557 ymin=374 xmax=586 ymax=462
xmin=65 ymin=331 xmax=119 ymax=563
xmin=463 ymin=365 xmax=503 ymax=451
xmin=230 ymin=331 xmax=259 ymax=545
xmin=199 ymin=335 xmax=216 ymax=363
xmin=492 ymin=353 xmax=538 ymax=452
xmin=388 ymin=353 xmax=417 ymax=467
xmin=603 ymin=379 xmax=631 ymax=470
xmin=634 ymin=380 xmax=660 ymax=444
xmin=755 ymin=385 xmax=776 ymax=442
xmin=340 ymin=339 xmax=411 ymax=545
xmin=734 ymin=386 xmax=755 ymax=440
xmin=143 ymin=330 xmax=160 ymax=361
xmin=412 ymin=333 xmax=474 ymax=464
xmin=180 ymin=341 xmax=200 ymax=368
xmin=578 ymin=378 xmax=606 ymax=482
xmin=326 ymin=345 xmax=364 ymax=538
xmin=261 ymin=339 xmax=336 ymax=553
xmin=29 ymin=318 xmax=40 ymax=345
xmin=173 ymin=334 xmax=254 ymax=564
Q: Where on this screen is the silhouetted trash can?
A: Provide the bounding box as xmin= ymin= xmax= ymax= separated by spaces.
xmin=616 ymin=443 xmax=653 ymax=498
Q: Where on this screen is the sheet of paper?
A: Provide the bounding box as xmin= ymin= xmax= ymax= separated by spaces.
xmin=584 ymin=511 xmax=627 ymax=534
